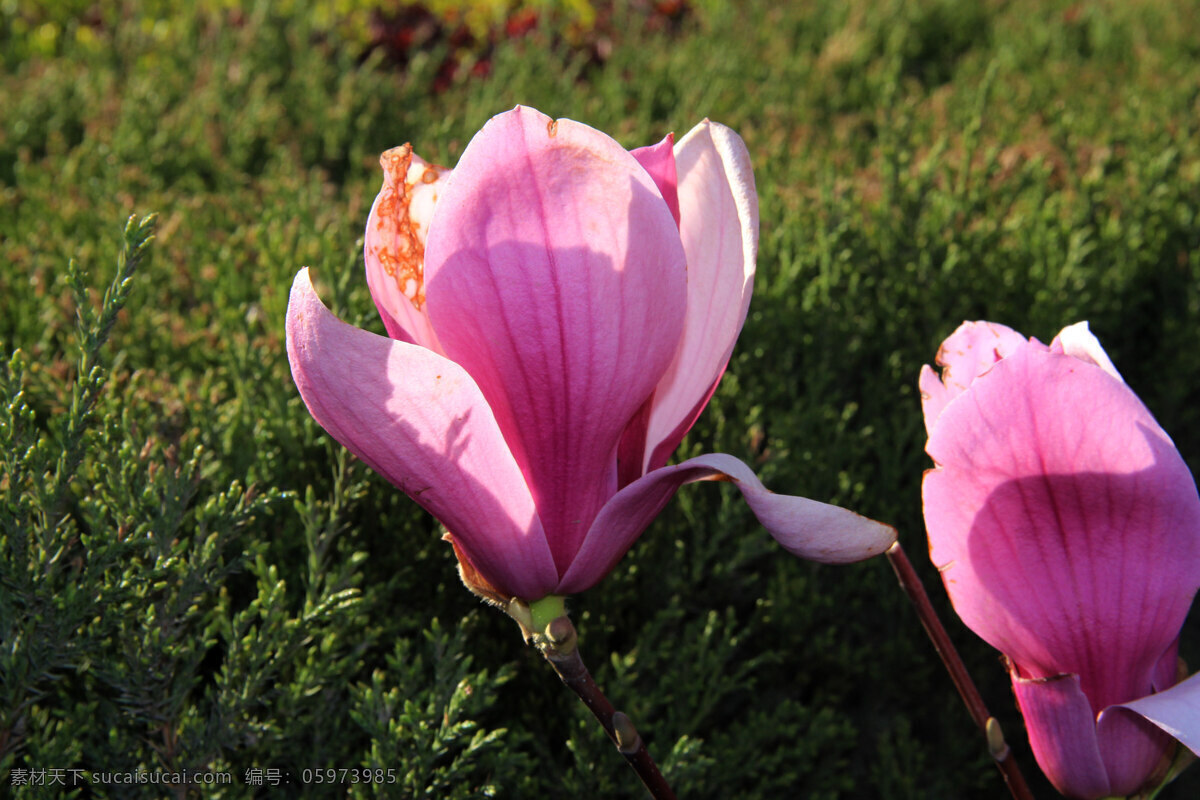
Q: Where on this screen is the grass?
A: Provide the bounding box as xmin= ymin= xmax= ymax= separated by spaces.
xmin=3 ymin=0 xmax=1200 ymax=797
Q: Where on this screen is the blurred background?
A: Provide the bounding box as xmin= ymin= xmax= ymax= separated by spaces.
xmin=3 ymin=0 xmax=1199 ymax=796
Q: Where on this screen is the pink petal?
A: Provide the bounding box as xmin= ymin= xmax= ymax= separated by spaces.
xmin=615 ymin=393 xmax=654 ymax=489
xmin=631 ymin=134 xmax=680 ymax=227
xmin=615 ymin=133 xmax=680 ymax=486
xmin=1094 ymin=704 xmax=1175 ymax=796
xmin=1114 ymin=670 xmax=1200 ymax=758
xmin=364 ymin=145 xmax=450 ymax=351
xmin=422 ymin=106 xmax=687 ymax=576
xmin=1094 ymin=639 xmax=1181 ymax=795
xmin=557 ymin=452 xmax=896 ymax=594
xmin=640 ymin=120 xmax=760 ymax=473
xmin=919 ymin=320 xmax=1029 ymax=435
xmin=285 ymin=268 xmax=558 ymax=599
xmin=1012 ymin=672 xmax=1112 ymax=799
xmin=923 ymin=344 xmax=1200 ymax=714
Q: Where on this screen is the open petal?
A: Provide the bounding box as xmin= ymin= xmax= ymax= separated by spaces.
xmin=924 ymin=344 xmax=1200 ymax=713
xmin=919 ymin=320 xmax=1029 ymax=435
xmin=423 ymin=106 xmax=687 ymax=575
xmin=285 ymin=268 xmax=558 ymax=599
xmin=1012 ymin=673 xmax=1112 ymax=799
xmin=640 ymin=120 xmax=760 ymax=473
xmin=1115 ymin=670 xmax=1200 ymax=757
xmin=364 ymin=145 xmax=450 ymax=351
xmin=557 ymin=452 xmax=896 ymax=594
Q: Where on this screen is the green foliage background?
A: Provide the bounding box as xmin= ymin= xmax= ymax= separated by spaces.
xmin=3 ymin=0 xmax=1200 ymax=797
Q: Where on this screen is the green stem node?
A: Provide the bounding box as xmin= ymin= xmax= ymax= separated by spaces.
xmin=528 ymin=594 xmax=566 ymax=634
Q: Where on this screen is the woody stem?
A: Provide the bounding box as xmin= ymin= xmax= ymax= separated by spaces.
xmin=886 ymin=541 xmax=1035 ymax=800
xmin=535 ymin=615 xmax=676 ymax=800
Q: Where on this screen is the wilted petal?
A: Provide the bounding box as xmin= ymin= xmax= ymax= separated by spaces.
xmin=1115 ymin=670 xmax=1200 ymax=757
xmin=285 ymin=268 xmax=558 ymax=599
xmin=423 ymin=106 xmax=687 ymax=575
xmin=1012 ymin=673 xmax=1112 ymax=799
xmin=639 ymin=121 xmax=760 ymax=473
xmin=919 ymin=320 xmax=1028 ymax=435
xmin=924 ymin=344 xmax=1200 ymax=713
xmin=557 ymin=452 xmax=896 ymax=594
xmin=364 ymin=145 xmax=450 ymax=351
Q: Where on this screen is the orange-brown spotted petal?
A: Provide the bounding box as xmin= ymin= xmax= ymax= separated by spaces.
xmin=364 ymin=144 xmax=450 ymax=350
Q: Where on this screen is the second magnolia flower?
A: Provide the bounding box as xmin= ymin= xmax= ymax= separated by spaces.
xmin=286 ymin=106 xmax=894 ymax=602
xmin=922 ymin=321 xmax=1200 ymax=798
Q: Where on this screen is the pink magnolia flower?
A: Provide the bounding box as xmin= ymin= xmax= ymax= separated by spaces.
xmin=286 ymin=106 xmax=894 ymax=603
xmin=921 ymin=320 xmax=1200 ymax=799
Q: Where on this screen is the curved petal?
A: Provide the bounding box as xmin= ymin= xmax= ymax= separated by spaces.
xmin=364 ymin=145 xmax=450 ymax=351
xmin=923 ymin=344 xmax=1200 ymax=713
xmin=1115 ymin=670 xmax=1200 ymax=758
xmin=1012 ymin=672 xmax=1112 ymax=799
xmin=1094 ymin=640 xmax=1181 ymax=795
xmin=1094 ymin=704 xmax=1175 ymax=796
xmin=640 ymin=120 xmax=760 ymax=473
xmin=423 ymin=106 xmax=687 ymax=575
xmin=285 ymin=268 xmax=558 ymax=599
xmin=557 ymin=452 xmax=896 ymax=594
xmin=919 ymin=320 xmax=1029 ymax=435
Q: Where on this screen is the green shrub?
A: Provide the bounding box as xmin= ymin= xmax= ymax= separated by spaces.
xmin=3 ymin=1 xmax=1200 ymax=796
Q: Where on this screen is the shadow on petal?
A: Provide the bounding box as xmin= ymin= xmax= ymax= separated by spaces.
xmin=286 ymin=269 xmax=559 ymax=599
xmin=960 ymin=448 xmax=1200 ymax=713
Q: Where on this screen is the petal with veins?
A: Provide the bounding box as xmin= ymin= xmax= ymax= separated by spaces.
xmin=285 ymin=268 xmax=558 ymax=599
xmin=557 ymin=452 xmax=896 ymax=594
xmin=924 ymin=344 xmax=1200 ymax=713
xmin=641 ymin=121 xmax=760 ymax=473
xmin=423 ymin=106 xmax=687 ymax=575
xmin=1012 ymin=673 xmax=1112 ymax=799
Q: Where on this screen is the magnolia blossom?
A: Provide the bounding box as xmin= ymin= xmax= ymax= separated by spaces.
xmin=286 ymin=106 xmax=894 ymax=603
xmin=921 ymin=320 xmax=1200 ymax=799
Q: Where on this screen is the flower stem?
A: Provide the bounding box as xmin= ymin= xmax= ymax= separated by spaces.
xmin=534 ymin=615 xmax=677 ymax=800
xmin=886 ymin=541 xmax=1034 ymax=800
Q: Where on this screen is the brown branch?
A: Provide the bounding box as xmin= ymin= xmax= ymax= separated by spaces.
xmin=535 ymin=617 xmax=677 ymax=800
xmin=886 ymin=541 xmax=1034 ymax=800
